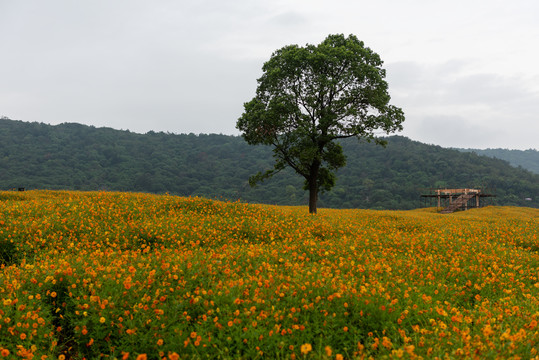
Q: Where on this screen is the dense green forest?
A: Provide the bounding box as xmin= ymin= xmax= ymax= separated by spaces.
xmin=457 ymin=148 xmax=539 ymax=174
xmin=0 ymin=118 xmax=537 ymax=209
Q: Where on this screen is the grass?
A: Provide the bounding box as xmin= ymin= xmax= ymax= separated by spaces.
xmin=0 ymin=190 xmax=538 ymax=359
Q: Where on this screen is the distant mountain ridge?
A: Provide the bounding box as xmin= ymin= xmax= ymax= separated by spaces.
xmin=456 ymin=148 xmax=539 ymax=174
xmin=1 ymin=118 xmax=537 ymax=209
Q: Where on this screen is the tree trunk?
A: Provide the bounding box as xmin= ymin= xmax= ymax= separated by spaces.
xmin=308 ymin=161 xmax=320 ymax=214
xmin=308 ymin=180 xmax=318 ymax=214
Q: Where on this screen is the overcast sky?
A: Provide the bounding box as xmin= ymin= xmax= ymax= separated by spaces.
xmin=1 ymin=0 xmax=538 ymax=150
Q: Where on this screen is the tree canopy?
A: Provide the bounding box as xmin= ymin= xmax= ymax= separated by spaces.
xmin=237 ymin=34 xmax=405 ymax=213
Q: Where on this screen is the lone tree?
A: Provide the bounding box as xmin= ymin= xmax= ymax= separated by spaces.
xmin=237 ymin=34 xmax=405 ymax=213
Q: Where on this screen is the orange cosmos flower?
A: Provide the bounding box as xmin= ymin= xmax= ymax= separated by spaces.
xmin=324 ymin=346 xmax=332 ymax=356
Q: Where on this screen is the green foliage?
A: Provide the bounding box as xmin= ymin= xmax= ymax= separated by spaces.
xmin=0 ymin=239 xmax=18 ymax=266
xmin=0 ymin=118 xmax=538 ymax=210
xmin=237 ymin=34 xmax=405 ymax=213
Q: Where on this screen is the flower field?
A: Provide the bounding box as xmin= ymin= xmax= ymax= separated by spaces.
xmin=0 ymin=190 xmax=538 ymax=359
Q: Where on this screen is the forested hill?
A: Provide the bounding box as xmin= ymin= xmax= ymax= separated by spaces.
xmin=1 ymin=118 xmax=538 ymax=209
xmin=456 ymin=148 xmax=539 ymax=175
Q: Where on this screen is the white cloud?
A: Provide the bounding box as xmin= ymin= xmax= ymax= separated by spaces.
xmin=387 ymin=60 xmax=539 ymax=149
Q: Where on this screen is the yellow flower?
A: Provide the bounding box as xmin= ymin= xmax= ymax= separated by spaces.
xmin=99 ymin=317 xmax=106 ymax=323
xmin=300 ymin=343 xmax=312 ymax=355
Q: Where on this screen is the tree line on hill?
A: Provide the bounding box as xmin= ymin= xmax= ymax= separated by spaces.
xmin=0 ymin=118 xmax=537 ymax=209
xmin=456 ymin=148 xmax=539 ymax=175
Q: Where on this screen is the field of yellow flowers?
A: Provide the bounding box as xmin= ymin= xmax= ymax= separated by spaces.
xmin=0 ymin=190 xmax=538 ymax=359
